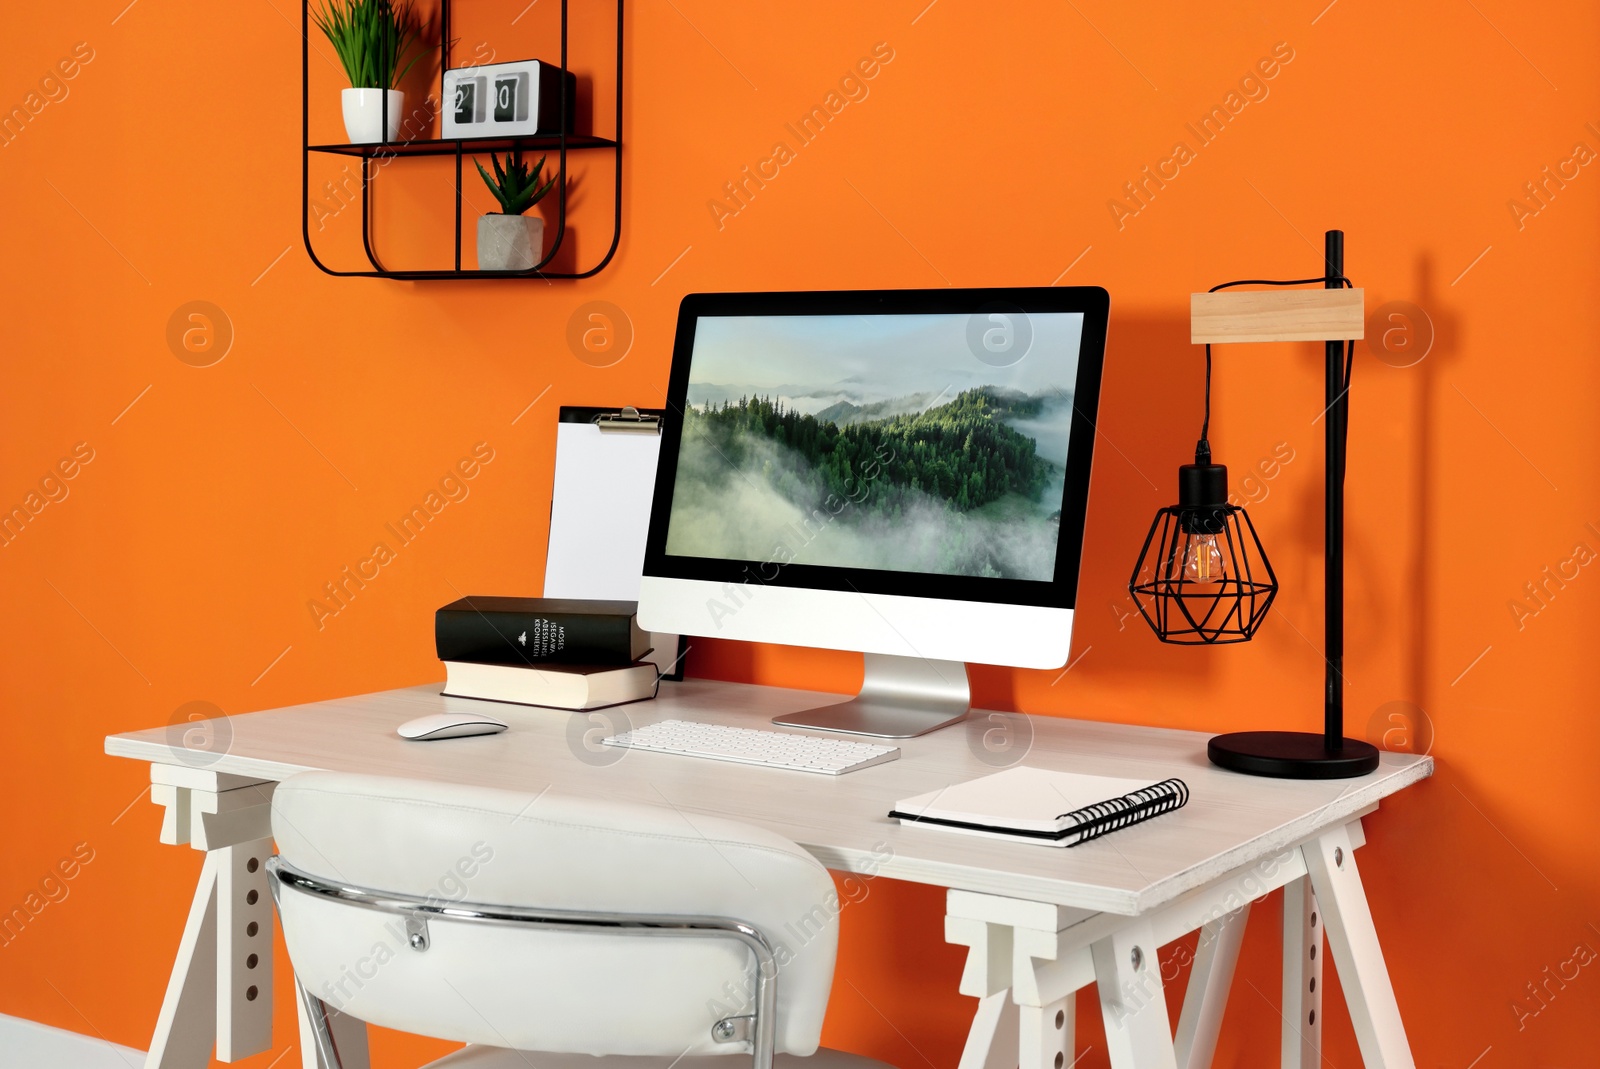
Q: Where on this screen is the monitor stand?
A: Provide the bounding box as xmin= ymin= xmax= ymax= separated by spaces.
xmin=771 ymin=654 xmax=971 ymax=739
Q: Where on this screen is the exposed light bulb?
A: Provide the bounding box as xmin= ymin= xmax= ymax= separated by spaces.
xmin=1184 ymin=534 xmax=1226 ymax=583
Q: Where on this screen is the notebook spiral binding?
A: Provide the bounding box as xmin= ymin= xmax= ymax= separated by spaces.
xmin=1058 ymin=777 xmax=1190 ymax=846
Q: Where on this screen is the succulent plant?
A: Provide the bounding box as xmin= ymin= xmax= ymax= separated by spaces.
xmin=475 ymin=150 xmax=560 ymax=216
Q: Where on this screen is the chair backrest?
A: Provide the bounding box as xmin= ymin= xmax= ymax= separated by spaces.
xmin=270 ymin=771 xmax=841 ymax=1058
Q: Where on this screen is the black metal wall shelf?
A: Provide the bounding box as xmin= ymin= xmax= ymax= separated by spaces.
xmin=308 ymin=135 xmax=619 ymax=160
xmin=301 ymin=0 xmax=623 ymax=280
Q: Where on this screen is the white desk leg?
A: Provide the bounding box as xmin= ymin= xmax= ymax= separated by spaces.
xmin=948 ymin=912 xmax=1023 ymax=1069
xmin=217 ymin=840 xmax=274 ymax=1059
xmin=1091 ymin=920 xmax=1177 ymax=1069
xmin=146 ymin=853 xmax=220 ymax=1069
xmin=145 ymin=838 xmax=276 ymax=1067
xmin=1281 ymin=876 xmax=1322 ymax=1068
xmin=1302 ymin=824 xmax=1415 ymax=1068
xmin=960 ymin=991 xmax=1020 ymax=1069
xmin=1173 ymin=904 xmax=1249 ymax=1069
xmin=949 ymin=902 xmax=1086 ymax=1069
xmin=1019 ymin=995 xmax=1073 ymax=1069
xmin=144 ymin=771 xmax=277 ymax=1068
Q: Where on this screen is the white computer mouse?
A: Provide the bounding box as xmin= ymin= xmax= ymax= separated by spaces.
xmin=398 ymin=711 xmax=509 ymax=741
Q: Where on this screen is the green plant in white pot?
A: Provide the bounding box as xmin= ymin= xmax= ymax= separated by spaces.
xmin=313 ymin=0 xmax=425 ymax=144
xmin=475 ymin=150 xmax=560 ymax=271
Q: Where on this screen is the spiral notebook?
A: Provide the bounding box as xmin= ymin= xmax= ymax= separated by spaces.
xmin=888 ymin=766 xmax=1190 ymax=848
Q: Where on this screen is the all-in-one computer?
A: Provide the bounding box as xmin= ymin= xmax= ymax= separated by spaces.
xmin=639 ymin=288 xmax=1110 ymax=738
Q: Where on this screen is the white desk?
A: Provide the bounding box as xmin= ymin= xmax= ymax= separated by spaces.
xmin=106 ymin=680 xmax=1432 ymax=1069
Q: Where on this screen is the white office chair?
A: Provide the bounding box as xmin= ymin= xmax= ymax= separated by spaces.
xmin=268 ymin=771 xmax=894 ymax=1069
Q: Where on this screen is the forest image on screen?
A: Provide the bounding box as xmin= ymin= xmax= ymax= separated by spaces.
xmin=665 ymin=312 xmax=1083 ymax=581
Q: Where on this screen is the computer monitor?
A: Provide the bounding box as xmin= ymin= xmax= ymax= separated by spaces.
xmin=639 ymin=288 xmax=1110 ymax=737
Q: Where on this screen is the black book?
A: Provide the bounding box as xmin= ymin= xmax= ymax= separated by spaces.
xmin=435 ymin=597 xmax=651 ymax=666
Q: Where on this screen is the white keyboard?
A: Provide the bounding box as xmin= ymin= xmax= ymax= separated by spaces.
xmin=601 ymin=719 xmax=900 ymax=775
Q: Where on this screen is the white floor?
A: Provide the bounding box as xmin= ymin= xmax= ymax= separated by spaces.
xmin=0 ymin=1015 xmax=144 ymax=1068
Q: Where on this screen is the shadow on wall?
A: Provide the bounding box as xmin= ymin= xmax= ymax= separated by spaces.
xmin=1400 ymin=254 xmax=1459 ymax=716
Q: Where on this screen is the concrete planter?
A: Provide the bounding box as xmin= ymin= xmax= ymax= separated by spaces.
xmin=477 ymin=213 xmax=544 ymax=271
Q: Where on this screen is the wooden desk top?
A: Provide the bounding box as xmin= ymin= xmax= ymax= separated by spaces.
xmin=106 ymin=680 xmax=1432 ymax=916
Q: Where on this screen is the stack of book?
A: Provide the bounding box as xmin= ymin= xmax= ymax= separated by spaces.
xmin=435 ymin=596 xmax=660 ymax=711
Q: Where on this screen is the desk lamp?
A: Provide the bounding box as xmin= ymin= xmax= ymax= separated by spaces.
xmin=1132 ymin=229 xmax=1380 ymax=779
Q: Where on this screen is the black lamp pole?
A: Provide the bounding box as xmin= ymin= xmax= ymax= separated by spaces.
xmin=1207 ymin=229 xmax=1381 ymax=778
xmin=1324 ymin=229 xmax=1346 ymax=749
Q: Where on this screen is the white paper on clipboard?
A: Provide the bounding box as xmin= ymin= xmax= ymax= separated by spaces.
xmin=544 ymin=407 xmax=683 ymax=679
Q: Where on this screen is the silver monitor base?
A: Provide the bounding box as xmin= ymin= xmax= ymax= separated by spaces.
xmin=772 ymin=654 xmax=970 ymax=739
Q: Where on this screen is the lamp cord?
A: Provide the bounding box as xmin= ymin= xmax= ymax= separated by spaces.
xmin=1199 ymin=274 xmax=1355 ymax=477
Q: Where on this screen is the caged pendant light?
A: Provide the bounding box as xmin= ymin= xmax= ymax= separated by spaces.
xmin=1128 ymin=439 xmax=1277 ymax=644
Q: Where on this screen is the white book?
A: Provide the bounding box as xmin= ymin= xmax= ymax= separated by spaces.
xmin=888 ymin=765 xmax=1189 ymax=848
xmin=442 ymin=660 xmax=659 ymax=712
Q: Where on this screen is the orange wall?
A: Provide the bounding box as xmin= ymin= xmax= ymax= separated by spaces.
xmin=3 ymin=1 xmax=1598 ymax=1066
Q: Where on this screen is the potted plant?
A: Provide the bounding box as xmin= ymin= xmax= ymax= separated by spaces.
xmin=312 ymin=0 xmax=425 ymax=144
xmin=474 ymin=150 xmax=560 ymax=271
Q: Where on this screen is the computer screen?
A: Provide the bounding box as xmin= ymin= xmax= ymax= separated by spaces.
xmin=665 ymin=312 xmax=1083 ymax=583
xmin=640 ymin=288 xmax=1108 ymax=675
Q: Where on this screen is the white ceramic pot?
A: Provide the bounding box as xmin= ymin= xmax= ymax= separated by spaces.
xmin=477 ymin=213 xmax=545 ymax=271
xmin=341 ymin=88 xmax=404 ymax=144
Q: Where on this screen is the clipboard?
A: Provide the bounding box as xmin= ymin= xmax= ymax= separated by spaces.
xmin=544 ymin=406 xmax=685 ymax=680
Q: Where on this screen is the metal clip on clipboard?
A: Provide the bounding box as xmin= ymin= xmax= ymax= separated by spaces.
xmin=593 ymin=406 xmax=661 ymax=434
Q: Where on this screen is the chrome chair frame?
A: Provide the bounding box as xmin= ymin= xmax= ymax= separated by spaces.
xmin=266 ymin=856 xmax=780 ymax=1069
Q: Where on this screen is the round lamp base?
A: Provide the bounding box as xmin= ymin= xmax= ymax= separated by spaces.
xmin=1208 ymin=730 xmax=1380 ymax=779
